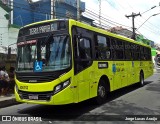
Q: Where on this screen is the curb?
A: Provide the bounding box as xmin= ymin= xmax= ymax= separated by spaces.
xmin=0 ymin=98 xmax=20 ymax=108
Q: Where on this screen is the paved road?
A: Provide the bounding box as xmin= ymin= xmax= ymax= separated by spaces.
xmin=0 ymin=72 xmax=160 ymax=124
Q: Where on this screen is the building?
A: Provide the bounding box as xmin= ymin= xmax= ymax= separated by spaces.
xmin=0 ymin=0 xmax=18 ymax=68
xmin=11 ymin=0 xmax=90 ymax=27
xmin=109 ymin=26 xmax=133 ymax=38
xmin=0 ymin=0 xmax=18 ymax=55
xmin=109 ymin=26 xmax=155 ymax=46
xmin=0 ymin=0 xmax=93 ymax=52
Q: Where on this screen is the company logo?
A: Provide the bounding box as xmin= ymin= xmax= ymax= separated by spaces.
xmin=2 ymin=116 xmax=11 ymax=121
xmin=1 ymin=115 xmax=42 ymax=122
xmin=29 ymin=80 xmax=37 ymax=82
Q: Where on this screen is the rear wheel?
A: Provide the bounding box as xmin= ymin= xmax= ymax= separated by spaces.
xmin=139 ymin=72 xmax=144 ymax=87
xmin=94 ymin=80 xmax=107 ymax=105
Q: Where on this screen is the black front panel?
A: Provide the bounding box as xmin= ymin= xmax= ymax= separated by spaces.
xmin=16 ymin=68 xmax=70 ymax=83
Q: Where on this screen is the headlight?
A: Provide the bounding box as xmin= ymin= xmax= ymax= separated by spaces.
xmin=54 ymin=79 xmax=70 ymax=94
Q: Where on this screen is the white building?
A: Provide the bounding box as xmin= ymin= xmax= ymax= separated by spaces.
xmin=0 ymin=1 xmax=19 ymax=55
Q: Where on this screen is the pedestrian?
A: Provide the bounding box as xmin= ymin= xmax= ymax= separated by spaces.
xmin=0 ymin=66 xmax=10 ymax=96
xmin=8 ymin=67 xmax=15 ymax=93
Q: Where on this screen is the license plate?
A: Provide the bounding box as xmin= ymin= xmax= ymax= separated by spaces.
xmin=29 ymin=95 xmax=38 ymax=100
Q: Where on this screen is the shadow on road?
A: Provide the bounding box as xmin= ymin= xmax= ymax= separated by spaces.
xmin=18 ymin=81 xmax=154 ymax=121
xmin=145 ymin=83 xmax=160 ymax=94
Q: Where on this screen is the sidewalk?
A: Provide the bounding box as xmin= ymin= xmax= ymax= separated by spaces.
xmin=0 ymin=94 xmax=19 ymax=108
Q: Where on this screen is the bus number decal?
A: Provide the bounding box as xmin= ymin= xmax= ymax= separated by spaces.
xmin=98 ymin=62 xmax=108 ymax=69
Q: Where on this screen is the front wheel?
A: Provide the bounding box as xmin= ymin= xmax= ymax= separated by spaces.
xmin=94 ymin=80 xmax=107 ymax=105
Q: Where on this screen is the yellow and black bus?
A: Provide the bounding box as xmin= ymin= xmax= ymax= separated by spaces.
xmin=15 ymin=19 xmax=153 ymax=105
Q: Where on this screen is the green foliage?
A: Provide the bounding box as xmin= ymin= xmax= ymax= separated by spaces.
xmin=0 ymin=1 xmax=12 ymax=12
xmin=4 ymin=14 xmax=9 ymax=20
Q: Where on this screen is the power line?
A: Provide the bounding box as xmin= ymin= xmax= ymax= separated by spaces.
xmin=4 ymin=0 xmax=160 ymax=42
xmin=85 ymin=9 xmax=132 ymax=28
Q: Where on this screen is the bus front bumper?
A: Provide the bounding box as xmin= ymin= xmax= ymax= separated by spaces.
xmin=14 ymin=84 xmax=75 ymax=105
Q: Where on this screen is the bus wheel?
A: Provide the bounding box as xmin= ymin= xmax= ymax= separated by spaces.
xmin=95 ymin=80 xmax=107 ymax=105
xmin=139 ymin=72 xmax=144 ymax=87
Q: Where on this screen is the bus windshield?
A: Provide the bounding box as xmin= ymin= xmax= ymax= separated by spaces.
xmin=17 ymin=34 xmax=71 ymax=72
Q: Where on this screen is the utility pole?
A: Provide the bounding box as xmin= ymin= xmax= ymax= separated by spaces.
xmin=125 ymin=12 xmax=141 ymax=40
xmin=77 ymin=0 xmax=80 ymax=21
xmin=51 ymin=0 xmax=55 ymax=19
xmin=99 ymin=0 xmax=101 ymax=27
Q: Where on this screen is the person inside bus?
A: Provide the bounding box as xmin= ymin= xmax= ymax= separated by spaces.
xmin=23 ymin=45 xmax=32 ymax=62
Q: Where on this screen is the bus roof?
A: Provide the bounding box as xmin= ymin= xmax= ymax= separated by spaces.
xmin=70 ymin=19 xmax=151 ymax=48
xmin=20 ymin=19 xmax=151 ymax=48
xmin=21 ymin=19 xmax=68 ymax=28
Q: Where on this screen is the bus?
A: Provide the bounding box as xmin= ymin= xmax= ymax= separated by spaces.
xmin=154 ymin=53 xmax=160 ymax=67
xmin=15 ymin=19 xmax=153 ymax=105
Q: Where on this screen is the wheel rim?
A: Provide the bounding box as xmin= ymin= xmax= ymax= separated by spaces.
xmin=141 ymin=75 xmax=144 ymax=85
xmin=98 ymin=85 xmax=106 ymax=98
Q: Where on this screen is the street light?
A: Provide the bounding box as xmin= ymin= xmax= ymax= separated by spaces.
xmin=98 ymin=0 xmax=101 ymax=27
xmin=77 ymin=0 xmax=80 ymax=21
xmin=136 ymin=13 xmax=160 ymax=31
xmin=141 ymin=6 xmax=157 ymax=15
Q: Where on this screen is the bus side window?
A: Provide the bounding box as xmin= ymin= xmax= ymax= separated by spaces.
xmin=78 ymin=38 xmax=92 ymax=61
xmin=96 ymin=35 xmax=111 ymax=60
xmin=75 ymin=36 xmax=92 ymax=73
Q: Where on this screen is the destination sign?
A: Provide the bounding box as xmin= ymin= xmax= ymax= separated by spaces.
xmin=18 ymin=21 xmax=67 ymax=39
xmin=17 ymin=40 xmax=37 ymax=46
xmin=29 ymin=24 xmax=57 ymax=35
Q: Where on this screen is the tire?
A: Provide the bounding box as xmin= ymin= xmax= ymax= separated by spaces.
xmin=94 ymin=80 xmax=107 ymax=105
xmin=139 ymin=72 xmax=144 ymax=87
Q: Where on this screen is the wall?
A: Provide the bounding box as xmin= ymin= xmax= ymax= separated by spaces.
xmin=55 ymin=0 xmax=85 ymax=19
xmin=0 ymin=4 xmax=9 ymax=53
xmin=13 ymin=0 xmax=51 ymax=26
xmin=13 ymin=0 xmax=87 ymax=26
xmin=8 ymin=27 xmax=19 ymax=54
xmin=0 ymin=2 xmax=19 ymax=54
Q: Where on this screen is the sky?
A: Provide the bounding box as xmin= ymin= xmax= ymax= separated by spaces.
xmin=82 ymin=0 xmax=160 ymax=44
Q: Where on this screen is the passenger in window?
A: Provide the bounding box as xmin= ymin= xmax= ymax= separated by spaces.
xmin=106 ymin=51 xmax=110 ymax=59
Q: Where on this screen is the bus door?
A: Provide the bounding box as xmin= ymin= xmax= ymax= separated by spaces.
xmin=74 ymin=37 xmax=94 ymax=102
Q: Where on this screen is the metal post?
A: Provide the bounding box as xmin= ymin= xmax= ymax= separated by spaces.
xmin=77 ymin=0 xmax=80 ymax=21
xmin=51 ymin=0 xmax=55 ymax=19
xmin=99 ymin=0 xmax=101 ymax=27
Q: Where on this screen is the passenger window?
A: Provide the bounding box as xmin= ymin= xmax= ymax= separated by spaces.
xmin=96 ymin=35 xmax=111 ymax=59
xmin=78 ymin=38 xmax=92 ymax=59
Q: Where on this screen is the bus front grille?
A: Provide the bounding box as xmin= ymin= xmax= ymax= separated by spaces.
xmin=18 ymin=90 xmax=53 ymax=101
